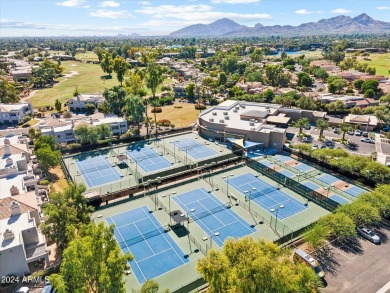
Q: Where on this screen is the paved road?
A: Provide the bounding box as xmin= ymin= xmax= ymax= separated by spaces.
xmin=315 ymin=221 xmax=390 ymax=293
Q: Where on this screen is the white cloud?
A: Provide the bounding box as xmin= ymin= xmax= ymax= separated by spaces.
xmin=138 ymin=1 xmax=151 ymax=5
xmin=376 ymin=6 xmax=390 ymax=10
xmin=100 ymin=1 xmax=120 ymax=7
xmin=56 ymin=0 xmax=85 ymax=7
xmin=136 ymin=4 xmax=272 ymax=23
xmin=295 ymin=9 xmax=322 ymax=15
xmin=331 ymin=8 xmax=352 ymax=14
xmin=90 ymin=9 xmax=132 ymax=18
xmin=211 ymin=0 xmax=259 ymax=4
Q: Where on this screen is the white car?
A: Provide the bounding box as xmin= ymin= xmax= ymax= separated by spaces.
xmin=354 ymin=130 xmax=362 ymax=136
xmin=16 ymin=287 xmax=30 ymax=293
xmin=357 ymin=227 xmax=381 ymax=244
xmin=361 ymin=138 xmax=374 ymax=143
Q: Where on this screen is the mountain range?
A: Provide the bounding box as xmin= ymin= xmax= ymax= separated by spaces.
xmin=169 ymin=14 xmax=390 ymax=37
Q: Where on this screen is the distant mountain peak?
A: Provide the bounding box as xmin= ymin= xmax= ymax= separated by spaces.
xmin=169 ymin=14 xmax=390 ymax=37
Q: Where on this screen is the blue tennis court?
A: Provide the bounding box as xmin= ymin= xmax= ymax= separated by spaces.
xmin=76 ymin=155 xmax=122 ymax=188
xmin=279 ymin=169 xmax=295 ymax=178
xmin=107 ymin=206 xmax=189 ymax=284
xmin=274 ymin=155 xmax=291 ymax=162
xmin=171 ymin=138 xmax=217 ymax=160
xmin=317 ymin=174 xmax=340 ymax=185
xmin=259 ymin=160 xmax=274 ymax=168
xmin=293 ymin=163 xmax=314 ymax=172
xmin=327 ymin=194 xmax=350 ymax=205
xmin=345 ymin=185 xmax=366 ymax=197
xmin=302 ymin=181 xmax=321 ymax=191
xmin=126 ymin=146 xmax=172 ymax=173
xmin=227 ymin=173 xmax=307 ymax=220
xmin=173 ymin=188 xmax=256 ymax=247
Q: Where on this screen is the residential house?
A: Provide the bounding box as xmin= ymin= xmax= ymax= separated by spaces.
xmin=344 ymin=114 xmax=378 ymax=131
xmin=68 ymin=94 xmax=105 ymax=112
xmin=0 ymin=201 xmax=49 ymax=277
xmin=0 ymin=103 xmax=33 ymax=125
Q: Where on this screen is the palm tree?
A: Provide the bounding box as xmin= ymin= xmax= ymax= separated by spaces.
xmin=339 ymin=122 xmax=353 ymax=144
xmin=315 ymin=119 xmax=329 ymax=140
xmin=293 ymin=118 xmax=310 ymax=134
xmin=150 ymin=98 xmax=160 ymax=139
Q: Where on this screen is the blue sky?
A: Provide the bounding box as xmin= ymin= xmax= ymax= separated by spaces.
xmin=1 ymin=0 xmax=390 ymax=36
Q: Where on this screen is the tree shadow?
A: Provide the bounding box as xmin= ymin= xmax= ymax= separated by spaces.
xmin=100 ymin=75 xmax=112 ymax=80
xmin=333 ymin=238 xmax=364 ymax=255
xmin=313 ymin=247 xmax=342 ymax=277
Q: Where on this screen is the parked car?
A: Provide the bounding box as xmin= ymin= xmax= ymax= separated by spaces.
xmin=312 ymin=144 xmax=318 ymax=150
xmin=362 ymin=132 xmax=369 ymax=137
xmin=361 ymin=138 xmax=374 ymax=143
xmin=325 ymin=140 xmax=334 ymax=146
xmin=383 ymin=126 xmax=390 ymax=132
xmin=304 ymin=125 xmax=311 ymax=130
xmin=357 ymin=226 xmax=381 ymax=244
xmin=354 ymin=130 xmax=362 ymax=136
xmin=302 ymin=136 xmax=313 ymax=143
xmin=333 ymin=128 xmax=339 ymax=134
xmin=348 ymin=130 xmax=355 ymax=135
xmin=41 ymin=281 xmax=56 ymax=293
xmin=15 ymin=288 xmax=30 ymax=293
xmin=320 ymin=145 xmax=327 ymax=149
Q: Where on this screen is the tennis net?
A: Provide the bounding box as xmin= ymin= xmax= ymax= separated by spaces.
xmin=190 ymin=204 xmax=229 ymax=222
xmin=127 ymin=151 xmax=162 ymax=162
xmin=117 ymin=226 xmax=168 ymax=249
xmin=78 ymin=163 xmax=113 ymax=174
xmin=248 ymin=186 xmax=276 ymax=200
xmin=174 ymin=141 xmax=204 ymax=150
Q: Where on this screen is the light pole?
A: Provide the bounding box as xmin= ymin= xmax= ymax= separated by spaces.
xmin=183 ymin=148 xmax=191 ymax=165
xmin=74 ymin=171 xmax=81 ymax=182
xmin=184 ymin=209 xmax=195 ymax=253
xmin=222 ymin=174 xmax=234 ymax=206
xmin=168 ymin=191 xmax=176 ymax=226
xmin=68 ymin=162 xmax=75 ymax=171
xmin=244 ymin=187 xmax=257 ymax=213
xmin=173 ymin=140 xmax=179 ymax=162
xmin=270 ymin=204 xmax=285 ymax=230
xmin=209 ymin=231 xmax=220 ymax=249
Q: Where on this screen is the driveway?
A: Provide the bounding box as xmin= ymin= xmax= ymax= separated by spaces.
xmin=314 ymin=221 xmax=390 ymax=293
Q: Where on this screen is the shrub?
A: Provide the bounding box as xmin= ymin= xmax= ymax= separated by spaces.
xmin=39 ymin=179 xmax=50 ymax=185
xmin=174 ymin=105 xmax=183 ymax=108
xmin=151 ymin=107 xmax=162 ymax=113
xmin=67 ymin=143 xmax=81 ymax=149
xmin=158 ymin=119 xmax=171 ymax=127
xmin=170 ymin=124 xmax=175 ymax=128
xmin=195 ymin=104 xmax=206 ymax=110
xmin=22 ymin=115 xmax=32 ymax=123
xmin=63 ymin=111 xmax=72 ymax=118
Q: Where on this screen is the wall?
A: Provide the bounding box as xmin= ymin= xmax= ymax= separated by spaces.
xmin=0 ymin=245 xmax=29 ymax=277
xmin=21 ymin=227 xmax=39 ymax=246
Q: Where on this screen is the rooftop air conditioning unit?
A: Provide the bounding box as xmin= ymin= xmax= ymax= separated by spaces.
xmin=209 ymin=118 xmax=214 ymax=122
xmin=241 ymin=105 xmax=246 ymax=108
xmin=249 ymin=122 xmax=255 ymax=126
xmin=225 ymin=116 xmax=229 ymax=120
xmin=235 ymin=106 xmax=240 ymax=110
xmin=219 ymin=120 xmax=225 ymax=123
xmin=250 ymin=127 xmax=255 ymax=130
xmin=233 ymin=109 xmax=238 ymax=113
xmin=212 ymin=112 xmax=217 ymax=116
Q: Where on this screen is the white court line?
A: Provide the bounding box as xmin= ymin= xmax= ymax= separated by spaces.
xmin=142 ymin=207 xmax=186 ymax=264
xmin=113 ymin=221 xmax=147 ymax=282
xmin=116 ymin=215 xmax=150 ymax=229
xmin=173 ymin=190 xmax=209 ymax=207
xmin=133 ymin=220 xmax=156 ymax=254
xmin=376 ymin=281 xmax=390 ymax=293
xmin=136 ymin=247 xmax=173 ymax=263
xmin=330 ymin=245 xmax=352 ymax=260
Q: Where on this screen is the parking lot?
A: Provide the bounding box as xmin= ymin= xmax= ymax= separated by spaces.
xmin=313 ymin=220 xmax=390 ymax=293
xmin=288 ymin=127 xmax=377 ymax=156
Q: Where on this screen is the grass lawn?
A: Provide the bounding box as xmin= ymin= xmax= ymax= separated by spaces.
xmin=357 ymin=53 xmax=390 ymax=77
xmin=50 ymin=166 xmax=69 ymax=193
xmin=147 ymin=102 xmax=203 ymax=127
xmin=28 ymin=61 xmax=119 ymax=108
xmin=75 ymin=51 xmax=99 ymax=62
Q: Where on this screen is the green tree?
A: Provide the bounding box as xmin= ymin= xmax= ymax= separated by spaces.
xmin=304 ymin=223 xmax=329 ymax=250
xmin=41 ymin=183 xmax=91 ymax=255
xmin=122 ymin=95 xmax=145 ymax=133
xmin=0 ymin=77 xmax=18 ymax=103
xmin=35 ymin=146 xmax=61 ymax=172
xmin=218 ymin=72 xmax=227 ymax=85
xmin=113 ymin=57 xmax=129 ymax=86
xmin=249 ymin=48 xmax=263 ymax=62
xmin=50 ymin=223 xmax=132 ymax=293
xmin=145 ymin=62 xmax=165 ymax=100
xmin=262 ymin=89 xmax=275 ymax=103
xmin=337 ymin=201 xmax=381 ymax=226
xmin=124 ymin=73 xmax=144 ymax=95
xmin=140 ymin=280 xmax=160 ymax=293
xmin=185 ymin=82 xmax=196 ymax=100
xmin=34 ymin=135 xmax=57 ymax=150
xmin=84 ymin=103 xmax=96 ymax=115
xmin=197 ymin=238 xmax=321 ymax=293
xmin=327 ymin=77 xmax=347 ymax=94
xmin=364 ymin=89 xmax=375 ymax=98
xmin=312 ymin=67 xmax=328 ymax=80
xmin=350 ymin=106 xmax=363 ymax=115
xmin=280 ymin=50 xmax=288 ymax=60
xmin=339 ymin=122 xmax=353 ymax=143
xmin=296 ymin=95 xmax=317 ymax=110
xmin=103 ymin=86 xmax=127 ymax=115
xmin=318 ymin=213 xmax=356 ymax=240
xmin=354 ymin=79 xmax=364 ymax=90
xmin=54 ymin=99 xmax=62 ymax=112
xmin=150 ymin=98 xmax=160 ymax=139
xmin=293 ymin=117 xmax=310 ymax=134
xmin=96 ymin=124 xmax=112 ymax=140
xmin=101 ymin=52 xmax=114 ymax=77
xmin=315 ymin=119 xmax=329 ymax=139
xmin=74 ymin=124 xmax=91 ymax=145
xmin=379 ymin=93 xmax=390 ymax=104
xmin=297 ymin=72 xmax=313 ymax=87
xmin=361 ymin=80 xmax=379 ymax=94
